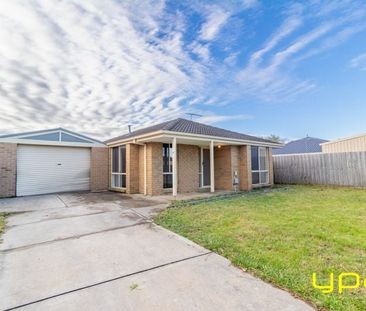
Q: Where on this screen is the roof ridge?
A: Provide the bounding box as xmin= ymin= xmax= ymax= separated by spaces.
xmin=162 ymin=118 xmax=182 ymax=130
xmin=295 ymin=137 xmax=327 ymax=142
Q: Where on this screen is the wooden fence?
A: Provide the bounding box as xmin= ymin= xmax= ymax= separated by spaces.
xmin=273 ymin=152 xmax=366 ymax=187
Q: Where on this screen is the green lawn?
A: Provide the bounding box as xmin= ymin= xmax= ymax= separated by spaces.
xmin=155 ymin=185 xmax=366 ymax=311
xmin=0 ymin=213 xmax=7 ymax=238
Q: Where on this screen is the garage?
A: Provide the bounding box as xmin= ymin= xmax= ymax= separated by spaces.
xmin=0 ymin=128 xmax=108 ymax=197
xmin=17 ymin=145 xmax=91 ymax=196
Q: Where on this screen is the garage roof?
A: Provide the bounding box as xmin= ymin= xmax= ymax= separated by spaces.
xmin=0 ymin=128 xmax=105 ymax=147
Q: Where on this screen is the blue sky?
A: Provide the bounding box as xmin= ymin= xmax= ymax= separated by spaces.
xmin=0 ymin=0 xmax=365 ymax=140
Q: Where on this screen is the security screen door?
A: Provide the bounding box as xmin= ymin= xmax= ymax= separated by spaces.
xmin=202 ymin=148 xmax=211 ymax=187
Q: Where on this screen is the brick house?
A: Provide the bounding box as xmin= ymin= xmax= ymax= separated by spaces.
xmin=0 ymin=119 xmax=280 ymax=198
xmin=105 ymin=118 xmax=281 ymax=196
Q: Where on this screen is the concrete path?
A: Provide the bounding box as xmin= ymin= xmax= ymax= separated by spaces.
xmin=0 ymin=192 xmax=313 ymax=311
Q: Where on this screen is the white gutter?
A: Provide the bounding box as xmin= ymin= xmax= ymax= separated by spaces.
xmin=105 ymin=131 xmax=162 ymax=146
xmin=161 ymin=131 xmax=282 ymax=148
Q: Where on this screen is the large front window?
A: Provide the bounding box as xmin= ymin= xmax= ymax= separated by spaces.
xmin=111 ymin=145 xmax=126 ymax=188
xmin=162 ymin=143 xmax=173 ymax=188
xmin=251 ymin=146 xmax=269 ymax=185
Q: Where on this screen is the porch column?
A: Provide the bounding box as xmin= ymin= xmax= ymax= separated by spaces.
xmin=143 ymin=143 xmax=147 ymax=195
xmin=210 ymin=140 xmax=215 ymax=192
xmin=172 ymin=137 xmax=178 ymax=196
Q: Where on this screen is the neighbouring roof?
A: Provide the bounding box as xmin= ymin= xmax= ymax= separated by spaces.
xmin=105 ymin=118 xmax=279 ymax=145
xmin=273 ymin=137 xmax=328 ymax=155
xmin=320 ymin=132 xmax=366 ymax=146
xmin=0 ymin=128 xmax=104 ymax=146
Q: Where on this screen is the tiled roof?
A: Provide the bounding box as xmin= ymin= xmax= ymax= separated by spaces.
xmin=105 ymin=118 xmax=277 ymax=144
xmin=272 ymin=137 xmax=328 ymax=155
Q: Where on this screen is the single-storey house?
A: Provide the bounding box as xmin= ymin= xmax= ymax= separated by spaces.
xmin=105 ymin=118 xmax=280 ymax=196
xmin=0 ymin=119 xmax=281 ymax=197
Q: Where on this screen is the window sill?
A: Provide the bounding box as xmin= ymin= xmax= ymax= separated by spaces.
xmin=252 ymin=183 xmax=271 ymax=188
xmin=109 ymin=187 xmax=126 ymax=193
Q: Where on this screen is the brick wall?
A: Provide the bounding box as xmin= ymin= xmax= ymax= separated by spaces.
xmin=178 ymin=144 xmax=199 ymax=192
xmin=146 ymin=143 xmax=163 ymax=195
xmin=214 ymin=146 xmax=233 ymax=190
xmin=239 ymin=145 xmax=252 ymax=191
xmin=213 ymin=145 xmax=244 ymax=191
xmin=126 ymin=144 xmax=140 ymax=194
xmin=0 ymin=143 xmax=16 ymax=198
xmin=90 ymin=147 xmax=109 ymax=192
xmin=108 ymin=148 xmax=112 ymax=189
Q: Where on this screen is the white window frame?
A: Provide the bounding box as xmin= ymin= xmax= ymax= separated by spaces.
xmin=252 ymin=146 xmax=269 ymax=185
xmin=111 ymin=145 xmax=126 ymax=189
xmin=162 ymin=143 xmax=173 ymax=189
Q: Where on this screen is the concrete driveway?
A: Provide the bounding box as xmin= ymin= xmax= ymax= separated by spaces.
xmin=0 ymin=192 xmax=313 ymax=311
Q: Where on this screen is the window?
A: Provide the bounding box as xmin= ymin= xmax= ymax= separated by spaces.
xmin=111 ymin=145 xmax=126 ymax=188
xmin=251 ymin=146 xmax=269 ymax=185
xmin=162 ymin=143 xmax=173 ymax=188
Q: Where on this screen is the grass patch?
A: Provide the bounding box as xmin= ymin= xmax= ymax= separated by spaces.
xmin=155 ymin=185 xmax=366 ymax=311
xmin=0 ymin=212 xmax=9 ymax=238
xmin=129 ymin=283 xmax=139 ymax=291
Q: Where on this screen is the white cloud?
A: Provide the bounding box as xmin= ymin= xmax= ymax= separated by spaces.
xmin=241 ymin=0 xmax=259 ymax=8
xmin=269 ymin=22 xmax=336 ymax=70
xmin=0 ymin=0 xmax=209 ymax=138
xmin=296 ymin=23 xmax=366 ymax=61
xmin=190 ymin=42 xmax=211 ymax=62
xmin=350 ymin=53 xmax=366 ymax=71
xmin=235 ymin=23 xmax=325 ymax=101
xmin=249 ymin=16 xmax=303 ymax=65
xmin=199 ymin=6 xmax=230 ymax=41
xmin=0 ymin=0 xmax=365 ymax=139
xmin=224 ymin=52 xmax=239 ymax=66
xmin=198 ymin=114 xmax=253 ymax=124
xmin=234 ymin=1 xmax=366 ymax=101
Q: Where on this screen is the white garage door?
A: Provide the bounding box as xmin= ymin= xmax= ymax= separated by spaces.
xmin=17 ymin=145 xmax=90 ymax=196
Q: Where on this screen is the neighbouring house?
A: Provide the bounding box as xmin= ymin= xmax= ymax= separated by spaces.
xmin=105 ymin=118 xmax=281 ymax=196
xmin=321 ymin=133 xmax=366 ymax=153
xmin=0 ymin=128 xmax=108 ymax=197
xmin=272 ymin=136 xmax=328 ymax=155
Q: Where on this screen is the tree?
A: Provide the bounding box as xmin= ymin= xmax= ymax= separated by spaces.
xmin=265 ymin=134 xmax=285 ymax=143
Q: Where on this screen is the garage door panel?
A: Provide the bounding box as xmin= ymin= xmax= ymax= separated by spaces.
xmin=17 ymin=146 xmax=90 ymax=196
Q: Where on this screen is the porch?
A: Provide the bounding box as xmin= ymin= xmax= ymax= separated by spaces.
xmin=106 ymin=118 xmax=277 ymax=196
xmin=109 ymin=133 xmax=257 ymax=196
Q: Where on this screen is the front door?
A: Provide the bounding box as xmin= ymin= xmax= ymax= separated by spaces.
xmin=201 ymin=148 xmax=211 ymax=187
